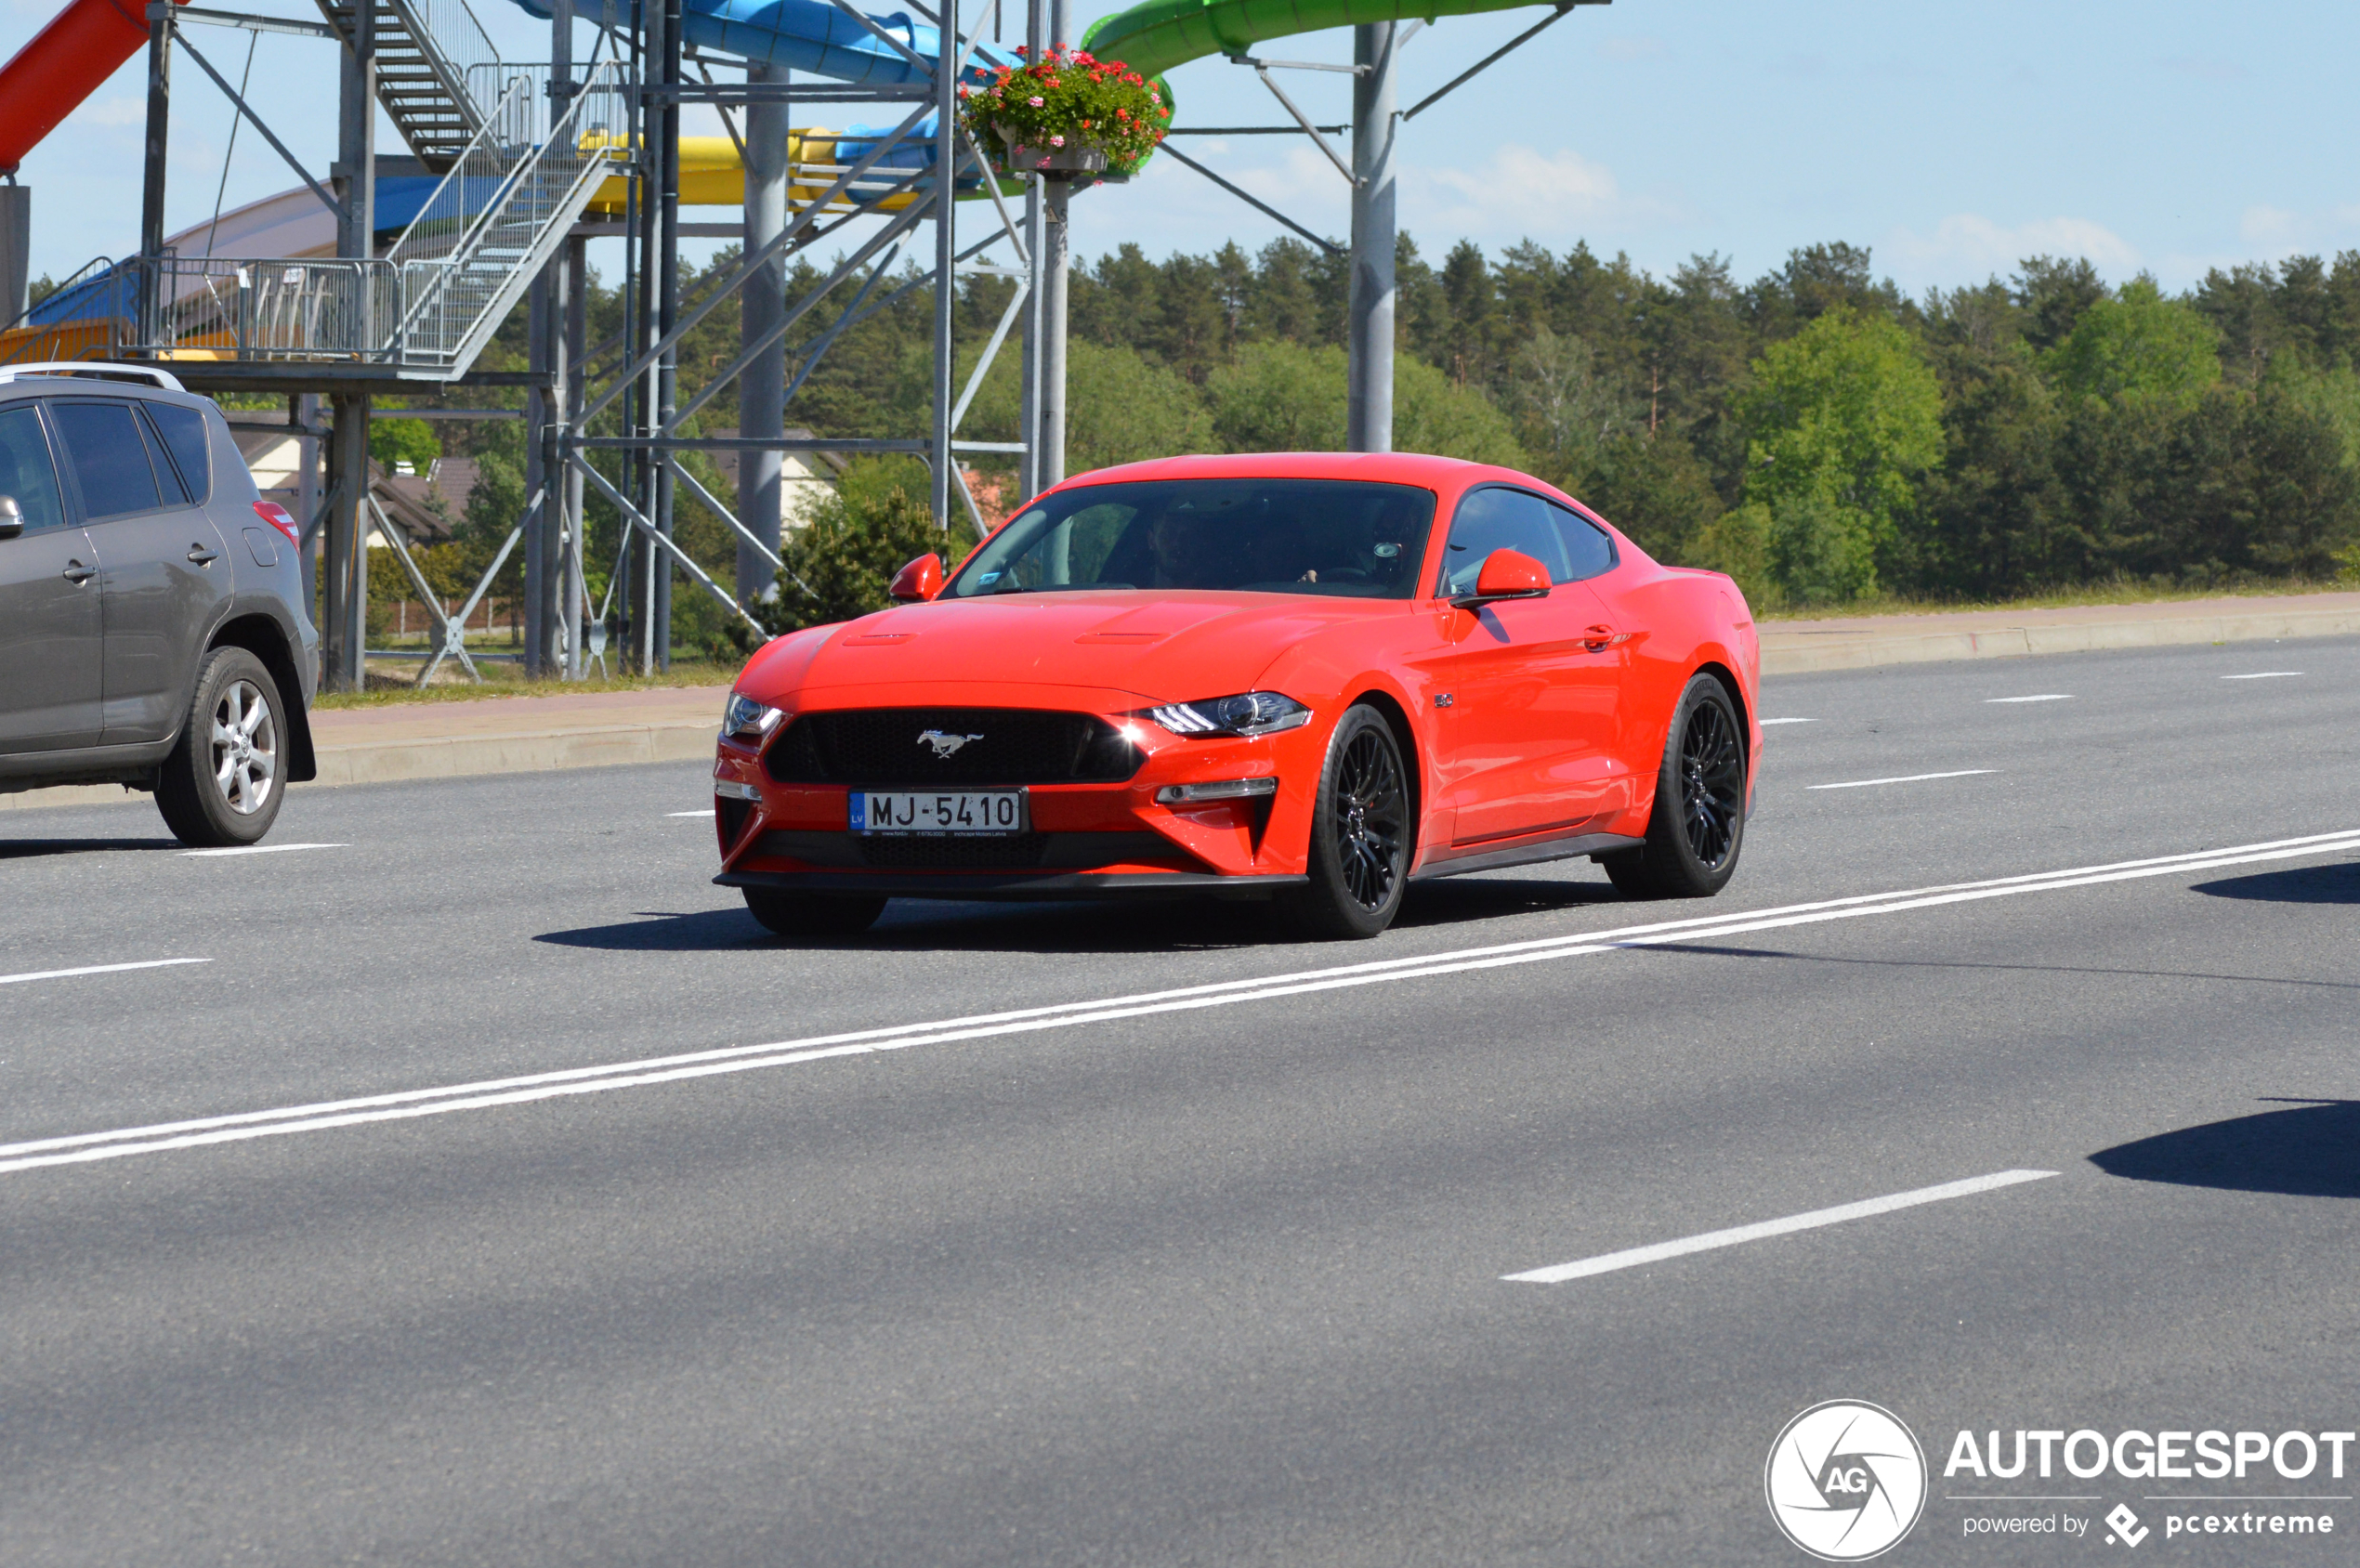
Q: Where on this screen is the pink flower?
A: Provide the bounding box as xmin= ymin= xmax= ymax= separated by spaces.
xmin=1049 ymin=133 xmax=1065 ymax=147
xmin=1028 ymin=95 xmax=1044 ymax=106
xmin=1036 ymin=156 xmax=1051 ymax=167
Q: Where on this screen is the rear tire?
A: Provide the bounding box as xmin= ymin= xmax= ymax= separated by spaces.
xmin=1280 ymin=704 xmax=1413 ymax=940
xmin=1604 ymin=673 xmax=1746 ymax=901
xmin=156 ymin=647 xmax=287 ymax=848
xmin=742 ymin=887 xmax=887 ymax=937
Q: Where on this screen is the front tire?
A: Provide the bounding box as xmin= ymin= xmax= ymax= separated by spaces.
xmin=1281 ymin=704 xmax=1413 ymax=940
xmin=742 ymin=887 xmax=887 ymax=937
xmin=1604 ymin=673 xmax=1746 ymax=900
xmin=156 ymin=647 xmax=287 ymax=848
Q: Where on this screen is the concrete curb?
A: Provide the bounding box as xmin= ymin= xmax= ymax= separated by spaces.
xmin=1760 ymin=606 xmax=2360 ymax=676
xmin=307 ymin=721 xmax=718 ymax=787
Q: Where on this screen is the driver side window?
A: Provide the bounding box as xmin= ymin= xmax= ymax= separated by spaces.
xmin=1437 ymin=487 xmax=1568 ymax=595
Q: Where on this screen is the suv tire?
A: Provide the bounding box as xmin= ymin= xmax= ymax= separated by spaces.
xmin=156 ymin=647 xmax=288 ymax=847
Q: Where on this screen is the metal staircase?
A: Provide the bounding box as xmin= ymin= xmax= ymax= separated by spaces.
xmin=382 ymin=62 xmax=626 ymax=372
xmin=314 ymin=0 xmax=505 ymax=171
xmin=130 ymin=59 xmax=625 ymax=379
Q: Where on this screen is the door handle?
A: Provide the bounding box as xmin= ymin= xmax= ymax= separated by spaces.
xmin=61 ymin=561 xmax=96 ymax=585
xmin=1583 ymin=623 xmax=1621 ymax=651
xmin=188 ymin=544 xmax=222 ymax=565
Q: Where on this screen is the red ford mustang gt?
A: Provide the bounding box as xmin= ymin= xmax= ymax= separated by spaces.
xmin=712 ymin=452 xmax=1761 ymax=939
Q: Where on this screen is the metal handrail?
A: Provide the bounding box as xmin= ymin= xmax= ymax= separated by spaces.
xmin=387 ymin=71 xmax=538 ymax=264
xmin=1 ymin=254 xmax=122 ymax=334
xmin=389 ymin=0 xmax=505 ymax=125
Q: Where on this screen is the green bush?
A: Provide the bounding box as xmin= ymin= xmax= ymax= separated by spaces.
xmin=765 ymin=462 xmax=967 ymax=634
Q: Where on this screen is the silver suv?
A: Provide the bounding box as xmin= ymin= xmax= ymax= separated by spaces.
xmin=0 ymin=364 xmax=318 ymax=845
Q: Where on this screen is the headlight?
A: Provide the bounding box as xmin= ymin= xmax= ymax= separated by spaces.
xmin=1147 ymin=692 xmax=1312 ymax=738
xmin=723 ymin=692 xmax=786 ymax=741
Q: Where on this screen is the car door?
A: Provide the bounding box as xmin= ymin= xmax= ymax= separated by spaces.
xmin=46 ymin=397 xmax=234 ymax=746
xmin=0 ymin=401 xmax=104 ymax=752
xmin=1413 ymin=485 xmax=1624 ymax=845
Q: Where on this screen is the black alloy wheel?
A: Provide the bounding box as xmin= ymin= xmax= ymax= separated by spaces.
xmin=1675 ymin=692 xmax=1743 ymax=869
xmin=1604 ymin=673 xmax=1747 ymax=900
xmin=1284 ymin=704 xmax=1413 ymax=939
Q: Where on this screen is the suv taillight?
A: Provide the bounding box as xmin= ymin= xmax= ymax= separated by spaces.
xmin=254 ymin=501 xmax=301 ymax=549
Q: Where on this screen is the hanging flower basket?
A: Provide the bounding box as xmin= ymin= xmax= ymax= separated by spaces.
xmin=959 ymin=45 xmax=1170 ymax=177
xmin=1003 ymin=138 xmax=1108 ymax=174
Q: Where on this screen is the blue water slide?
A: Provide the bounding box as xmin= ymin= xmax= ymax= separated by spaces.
xmin=506 ymin=0 xmax=1019 ymax=87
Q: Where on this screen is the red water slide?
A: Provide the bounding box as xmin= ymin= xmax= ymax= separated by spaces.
xmin=0 ymin=0 xmax=185 ymax=173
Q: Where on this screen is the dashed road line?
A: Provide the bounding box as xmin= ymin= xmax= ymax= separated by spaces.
xmin=0 ymin=958 xmax=211 ymax=987
xmin=1502 ymin=1169 xmax=2059 ymax=1284
xmin=1808 ymin=770 xmax=1996 ymax=791
xmin=181 ymin=843 xmax=347 ymax=859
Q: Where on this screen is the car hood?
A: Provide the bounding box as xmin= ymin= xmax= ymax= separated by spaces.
xmin=744 ymin=591 xmax=1390 ymax=706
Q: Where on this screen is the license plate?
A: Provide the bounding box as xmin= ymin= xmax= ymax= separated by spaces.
xmin=850 ymin=789 xmax=1029 ymax=835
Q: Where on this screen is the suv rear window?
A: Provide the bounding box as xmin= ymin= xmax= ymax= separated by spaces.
xmin=143 ymin=401 xmax=213 ymax=503
xmin=48 ymin=400 xmax=163 ymax=519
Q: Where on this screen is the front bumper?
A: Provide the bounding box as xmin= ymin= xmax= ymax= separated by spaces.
xmin=717 ymin=869 xmax=1308 ymax=901
xmin=712 ymin=688 xmax=1327 ymax=897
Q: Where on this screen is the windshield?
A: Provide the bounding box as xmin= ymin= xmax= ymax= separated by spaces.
xmin=946 ymin=478 xmax=1438 ymax=600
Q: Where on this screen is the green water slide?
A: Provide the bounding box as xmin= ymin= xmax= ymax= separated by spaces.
xmin=1081 ymin=0 xmax=1551 ymax=86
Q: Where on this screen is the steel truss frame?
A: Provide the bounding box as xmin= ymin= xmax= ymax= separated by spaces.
xmin=541 ymin=0 xmax=1053 ymax=675
xmin=129 ymin=0 xmax=1055 ymax=688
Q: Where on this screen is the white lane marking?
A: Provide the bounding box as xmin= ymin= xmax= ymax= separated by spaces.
xmin=7 ymin=829 xmax=2360 ymax=1179
xmin=1808 ymin=770 xmax=1996 ymax=791
xmin=2222 ymin=672 xmax=2303 ymax=680
xmin=1759 ymin=717 xmax=1817 ymax=726
xmin=1502 ymin=1169 xmax=2060 ymax=1284
xmin=667 ymin=810 xmax=711 ymax=817
xmin=181 ymin=843 xmax=347 ymax=859
xmin=0 ymin=958 xmax=210 ymax=987
xmin=1986 ymin=695 xmax=2073 ymax=703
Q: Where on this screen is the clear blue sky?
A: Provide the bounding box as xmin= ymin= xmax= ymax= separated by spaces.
xmin=3 ymin=0 xmax=2352 ymax=296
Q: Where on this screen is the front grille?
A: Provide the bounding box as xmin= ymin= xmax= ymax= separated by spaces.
xmin=857 ymin=833 xmax=1050 ymax=869
xmin=767 ymin=708 xmax=1142 ymax=786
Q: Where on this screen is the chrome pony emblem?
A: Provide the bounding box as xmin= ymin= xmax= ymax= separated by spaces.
xmin=917 ymin=729 xmax=984 ymax=759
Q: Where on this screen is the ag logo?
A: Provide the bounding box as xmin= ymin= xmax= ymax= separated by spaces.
xmin=1765 ymin=1400 xmax=1928 ymax=1561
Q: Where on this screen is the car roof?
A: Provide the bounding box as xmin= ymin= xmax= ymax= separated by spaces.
xmin=1058 ymin=451 xmax=1514 ymax=490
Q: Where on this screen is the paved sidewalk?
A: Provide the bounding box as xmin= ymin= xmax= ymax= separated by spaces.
xmin=1759 ymin=589 xmax=2360 ymax=673
xmin=6 ymin=589 xmax=2355 ymax=813
xmin=1 ymin=686 xmax=728 ymax=814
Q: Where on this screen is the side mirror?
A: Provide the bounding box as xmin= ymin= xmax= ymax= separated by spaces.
xmin=1451 ymin=547 xmax=1551 ymax=609
xmin=888 ymin=553 xmax=945 ymax=603
xmin=0 ymin=494 xmax=20 ymax=541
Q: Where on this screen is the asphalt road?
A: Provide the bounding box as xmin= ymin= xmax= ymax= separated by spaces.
xmin=3 ymin=635 xmax=2356 ymax=1567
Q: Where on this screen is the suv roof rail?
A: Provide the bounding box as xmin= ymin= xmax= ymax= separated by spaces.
xmin=0 ymin=362 xmax=187 ymax=392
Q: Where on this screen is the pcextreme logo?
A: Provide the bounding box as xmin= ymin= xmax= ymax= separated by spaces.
xmin=1766 ymin=1400 xmax=1930 ymax=1561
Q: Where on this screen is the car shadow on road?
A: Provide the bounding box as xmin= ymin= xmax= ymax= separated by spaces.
xmin=1395 ymin=877 xmax=1622 ymax=927
xmin=0 ymin=836 xmax=180 ymax=860
xmin=2090 ymin=1101 xmax=2360 ymax=1199
xmin=535 ymin=900 xmax=1279 ymax=955
xmin=536 ymin=875 xmax=1627 ymax=955
xmin=2191 ymin=861 xmax=2360 ymax=904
